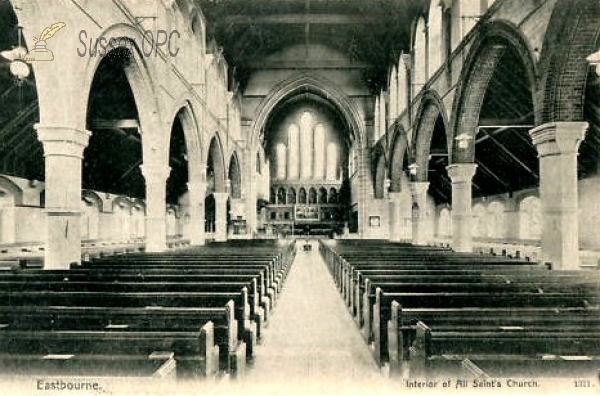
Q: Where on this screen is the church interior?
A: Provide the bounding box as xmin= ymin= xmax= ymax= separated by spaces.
xmin=0 ymin=0 xmax=598 ymax=394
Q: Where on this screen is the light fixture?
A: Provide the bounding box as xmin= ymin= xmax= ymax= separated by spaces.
xmin=0 ymin=25 xmax=30 ymax=85
xmin=455 ymin=133 xmax=473 ymax=150
xmin=408 ymin=163 xmax=419 ymax=176
xmin=9 ymin=58 xmax=29 ymax=82
xmin=587 ymin=49 xmax=600 ymax=76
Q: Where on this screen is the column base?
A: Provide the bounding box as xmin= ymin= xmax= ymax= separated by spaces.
xmin=145 ymin=217 xmax=167 ymax=253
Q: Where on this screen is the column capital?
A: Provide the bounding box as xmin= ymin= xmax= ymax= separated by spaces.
xmin=35 ymin=124 xmax=91 ymax=158
xmin=446 ymin=163 xmax=477 ymax=183
xmin=529 ymin=122 xmax=588 ymax=157
xmin=410 ymin=181 xmax=430 ymax=198
xmin=213 ymin=192 xmax=229 ymax=202
xmin=187 ymin=180 xmax=208 ymax=194
xmin=140 ymin=164 xmax=171 ymax=181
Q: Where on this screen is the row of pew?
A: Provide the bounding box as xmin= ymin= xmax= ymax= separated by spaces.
xmin=0 ymin=240 xmax=296 ymax=380
xmin=319 ymin=239 xmax=600 ymax=379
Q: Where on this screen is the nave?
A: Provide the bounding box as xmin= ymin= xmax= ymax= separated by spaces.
xmin=235 ymin=240 xmax=392 ymax=395
xmin=0 ymin=237 xmax=598 ymax=396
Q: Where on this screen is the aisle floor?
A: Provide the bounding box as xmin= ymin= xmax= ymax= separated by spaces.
xmin=214 ymin=240 xmax=395 ymax=396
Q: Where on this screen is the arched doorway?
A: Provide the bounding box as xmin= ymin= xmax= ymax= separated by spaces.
xmin=205 ymin=135 xmax=227 ymax=241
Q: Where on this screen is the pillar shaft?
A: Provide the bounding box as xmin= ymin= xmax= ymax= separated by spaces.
xmin=141 ymin=164 xmax=170 ymax=253
xmin=529 ymin=122 xmax=587 ymax=270
xmin=214 ymin=192 xmax=229 ymax=242
xmin=410 ymin=182 xmax=430 ymax=245
xmin=187 ymin=180 xmax=207 ymax=245
xmin=447 ymin=163 xmax=477 ymax=253
xmin=388 ymin=192 xmax=403 ymax=242
xmin=36 ymin=125 xmax=90 ymax=269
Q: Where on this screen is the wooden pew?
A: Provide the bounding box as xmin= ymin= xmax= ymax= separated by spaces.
xmin=0 ymin=353 xmax=177 ymax=379
xmin=0 ymin=304 xmax=240 ymax=374
xmin=360 ymin=275 xmax=600 ymax=332
xmin=0 ymin=270 xmax=272 ymax=324
xmin=0 ymin=323 xmax=220 ymax=379
xmin=369 ymin=288 xmax=600 ymax=367
xmin=386 ymin=303 xmax=600 ymax=377
xmin=0 ymin=290 xmax=256 ymax=365
xmin=335 ymin=261 xmax=540 ymax=304
xmin=349 ymin=267 xmax=551 ymax=324
xmin=75 ymin=261 xmax=283 ymax=297
xmin=70 ymin=262 xmax=280 ymax=309
xmin=0 ymin=277 xmax=267 ymax=341
xmin=353 ymin=270 xmax=599 ymax=321
xmin=410 ymin=321 xmax=600 ymax=378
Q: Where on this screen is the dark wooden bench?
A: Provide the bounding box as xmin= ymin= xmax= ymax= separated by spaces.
xmin=335 ymin=261 xmax=541 ymax=304
xmin=0 ymin=304 xmax=241 ymax=374
xmin=370 ymin=289 xmax=600 ymax=367
xmin=74 ymin=261 xmax=283 ymax=296
xmin=410 ymin=321 xmax=600 ymax=378
xmin=386 ymin=303 xmax=600 ymax=377
xmin=360 ymin=276 xmax=600 ymax=332
xmin=351 ymin=270 xmax=599 ymax=319
xmin=0 ymin=277 xmax=267 ymax=341
xmin=0 ymin=323 xmax=219 ymax=379
xmin=0 ymin=290 xmax=256 ymax=364
xmin=0 ymin=352 xmax=177 ymax=379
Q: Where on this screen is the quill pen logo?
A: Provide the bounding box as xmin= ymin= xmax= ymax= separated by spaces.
xmin=23 ymin=22 xmax=66 ymax=62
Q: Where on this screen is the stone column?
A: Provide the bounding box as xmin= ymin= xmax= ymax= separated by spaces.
xmin=187 ymin=180 xmax=207 ymax=245
xmin=245 ymin=149 xmax=258 ymax=236
xmin=141 ymin=164 xmax=170 ymax=253
xmin=529 ymin=122 xmax=587 ymax=270
xmin=388 ymin=192 xmax=403 ymax=242
xmin=36 ymin=125 xmax=91 ymax=269
xmin=214 ymin=192 xmax=229 ymax=242
xmin=447 ymin=163 xmax=478 ymax=253
xmin=410 ymin=181 xmax=430 ymax=245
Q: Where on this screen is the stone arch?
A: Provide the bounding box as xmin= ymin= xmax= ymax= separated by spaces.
xmin=228 ymin=151 xmax=242 ymax=199
xmin=277 ymin=187 xmax=287 ymax=204
xmin=169 ymin=99 xmax=203 ymax=183
xmin=536 ymin=0 xmax=600 ymax=124
xmin=298 ymin=187 xmax=307 ymax=204
xmin=288 ymin=188 xmax=297 ymax=204
xmin=389 ymin=125 xmax=411 ymax=192
xmin=328 ymin=187 xmax=338 ymax=204
xmin=250 ymin=74 xmax=366 ymax=154
xmin=0 ymin=176 xmax=24 ymax=205
xmin=81 ymin=24 xmax=164 ymax=161
xmin=308 ymin=187 xmax=318 ymax=204
xmin=81 ymin=190 xmax=103 ymax=211
xmin=207 ymin=134 xmax=227 ymax=193
xmin=450 ymin=20 xmax=539 ymax=163
xmin=319 ymin=187 xmax=328 ymax=204
xmin=412 ymin=90 xmax=450 ymax=181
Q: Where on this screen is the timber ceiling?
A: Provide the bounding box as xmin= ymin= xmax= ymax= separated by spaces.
xmin=195 ymin=0 xmax=428 ymax=92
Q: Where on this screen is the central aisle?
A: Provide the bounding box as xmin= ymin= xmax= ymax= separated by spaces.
xmin=215 ymin=240 xmax=395 ymax=396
